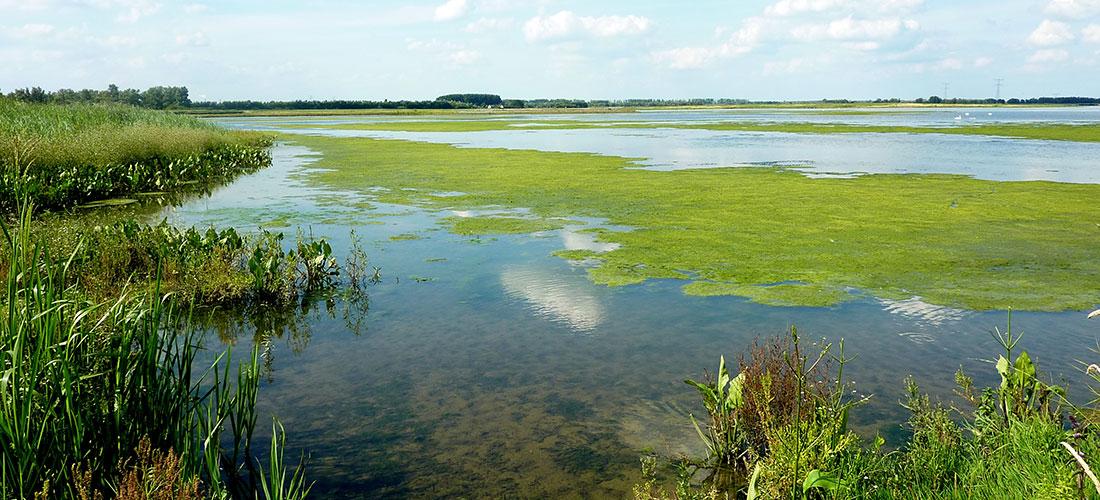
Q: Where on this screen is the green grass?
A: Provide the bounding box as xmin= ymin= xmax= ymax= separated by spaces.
xmin=0 ymin=98 xmax=271 ymax=210
xmin=284 ymin=119 xmax=1100 ymax=142
xmin=284 ymin=134 xmax=1100 ymax=311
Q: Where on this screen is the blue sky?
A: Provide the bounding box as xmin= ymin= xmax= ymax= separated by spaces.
xmin=1 ymin=0 xmax=1098 ymax=101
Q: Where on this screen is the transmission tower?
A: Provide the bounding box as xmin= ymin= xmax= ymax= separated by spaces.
xmin=942 ymin=82 xmax=950 ymax=99
xmin=994 ymin=78 xmax=1004 ymax=100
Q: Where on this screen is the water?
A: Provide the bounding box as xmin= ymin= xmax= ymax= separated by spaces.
xmin=222 ymin=107 xmax=1100 ymax=183
xmin=169 ymin=109 xmax=1100 ymax=497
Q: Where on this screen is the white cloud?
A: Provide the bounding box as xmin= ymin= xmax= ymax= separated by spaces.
xmin=433 ymin=0 xmax=468 ymax=21
xmin=763 ymin=0 xmax=922 ymax=16
xmin=791 ymin=16 xmax=918 ymax=41
xmin=651 ymin=47 xmax=717 ymax=69
xmin=3 ymin=23 xmax=56 ymax=39
xmin=1027 ymin=20 xmax=1074 ymax=46
xmin=651 ymin=17 xmax=762 ymax=69
xmin=765 ymin=0 xmax=847 ymax=17
xmin=762 ymin=57 xmax=809 ymax=75
xmin=844 ymin=41 xmax=880 ymax=50
xmin=1084 ymin=24 xmax=1100 ymax=43
xmin=973 ymin=56 xmax=994 ymax=67
xmin=937 ymin=57 xmax=963 ymax=70
xmin=406 ymin=38 xmax=461 ymax=51
xmin=464 ymin=17 xmax=513 ymax=33
xmin=523 ymin=11 xmax=651 ymax=42
xmin=0 ymin=0 xmax=50 ymax=10
xmin=1028 ymin=48 xmax=1070 ymax=63
xmin=175 ymin=31 xmax=208 ymax=46
xmin=1045 ymin=0 xmax=1100 ymax=19
xmin=99 ymin=34 xmax=136 ymax=47
xmin=182 ymin=3 xmax=207 ymax=14
xmin=448 ymin=49 xmax=481 ymax=65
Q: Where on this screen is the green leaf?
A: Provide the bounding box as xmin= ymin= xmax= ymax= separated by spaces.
xmin=727 ymin=372 xmax=745 ymax=409
xmin=995 ymin=355 xmax=1010 ymax=389
xmin=746 ymin=463 xmax=763 ymax=500
xmin=1014 ymin=351 xmax=1035 ymax=381
xmin=803 ymin=469 xmax=845 ymax=494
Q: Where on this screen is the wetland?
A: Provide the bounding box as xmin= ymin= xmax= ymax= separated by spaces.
xmin=179 ymin=107 xmax=1100 ymax=496
xmin=6 ymin=102 xmax=1100 ymax=498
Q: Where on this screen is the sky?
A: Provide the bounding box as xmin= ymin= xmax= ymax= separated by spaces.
xmin=1 ymin=0 xmax=1099 ymax=101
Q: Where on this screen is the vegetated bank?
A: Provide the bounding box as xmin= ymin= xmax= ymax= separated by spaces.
xmin=284 ymin=133 xmax=1100 ymax=311
xmin=635 ymin=321 xmax=1100 ymax=498
xmin=0 ymin=99 xmax=379 ymax=498
xmin=0 ymin=97 xmax=271 ymax=211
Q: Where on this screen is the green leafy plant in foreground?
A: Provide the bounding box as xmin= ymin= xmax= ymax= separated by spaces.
xmin=637 ymin=318 xmax=1100 ymax=499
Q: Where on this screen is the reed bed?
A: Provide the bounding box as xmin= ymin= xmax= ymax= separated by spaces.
xmin=0 ymin=204 xmax=311 ymax=498
xmin=0 ymin=98 xmax=271 ymax=211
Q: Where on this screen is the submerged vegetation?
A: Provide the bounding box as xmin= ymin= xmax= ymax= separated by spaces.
xmin=636 ymin=321 xmax=1100 ymax=498
xmin=0 ymin=98 xmax=270 ymax=211
xmin=286 ymin=134 xmax=1100 ymax=311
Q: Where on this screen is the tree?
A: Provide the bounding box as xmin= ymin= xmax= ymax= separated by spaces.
xmin=436 ymin=93 xmax=503 ymax=107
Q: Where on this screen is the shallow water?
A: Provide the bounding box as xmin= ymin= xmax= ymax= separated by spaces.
xmin=171 ymin=111 xmax=1100 ymax=497
xmin=221 ymin=107 xmax=1100 ymax=183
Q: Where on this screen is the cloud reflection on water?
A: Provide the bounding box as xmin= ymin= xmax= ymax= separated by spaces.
xmin=500 ymin=264 xmax=606 ymax=333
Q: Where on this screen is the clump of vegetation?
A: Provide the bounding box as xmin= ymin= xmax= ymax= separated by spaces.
xmin=0 ymin=206 xmax=312 ymax=499
xmin=0 ymin=98 xmax=271 ymax=211
xmin=1 ymin=215 xmax=362 ymax=306
xmin=636 ymin=319 xmax=1100 ymax=499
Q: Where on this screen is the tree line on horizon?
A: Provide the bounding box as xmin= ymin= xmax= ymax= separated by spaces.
xmin=3 ymin=84 xmax=191 ymax=109
xmin=4 ymin=85 xmax=1099 ymax=110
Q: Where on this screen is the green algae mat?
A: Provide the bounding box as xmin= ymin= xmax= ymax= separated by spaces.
xmin=287 ymin=134 xmax=1100 ymax=311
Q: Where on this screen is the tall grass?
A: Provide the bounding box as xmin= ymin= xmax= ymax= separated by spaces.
xmin=0 ymin=203 xmax=310 ymax=498
xmin=0 ymin=98 xmax=271 ymax=210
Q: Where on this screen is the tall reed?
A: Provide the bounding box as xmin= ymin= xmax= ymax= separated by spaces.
xmin=0 ymin=202 xmax=310 ymax=498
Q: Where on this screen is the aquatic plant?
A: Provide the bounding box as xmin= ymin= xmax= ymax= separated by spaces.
xmin=293 ymin=230 xmax=339 ymax=292
xmin=640 ymin=319 xmax=1100 ymax=498
xmin=0 ymin=203 xmax=311 ymax=498
xmin=684 ymin=356 xmax=748 ymax=472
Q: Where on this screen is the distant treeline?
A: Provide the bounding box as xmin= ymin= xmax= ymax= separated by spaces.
xmin=915 ymin=96 xmax=1100 ymax=105
xmin=192 ymin=99 xmax=467 ymax=110
xmin=3 ymin=85 xmax=191 ymax=109
xmin=4 ymin=85 xmax=1099 ymax=110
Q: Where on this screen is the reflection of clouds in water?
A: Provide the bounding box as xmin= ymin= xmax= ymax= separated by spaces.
xmin=880 ymin=296 xmax=969 ymax=326
xmin=561 ymin=226 xmax=619 ymax=253
xmin=500 ymin=265 xmax=606 ymax=333
xmin=881 ymin=296 xmax=970 ymax=344
xmin=897 ymin=331 xmax=938 ymax=345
